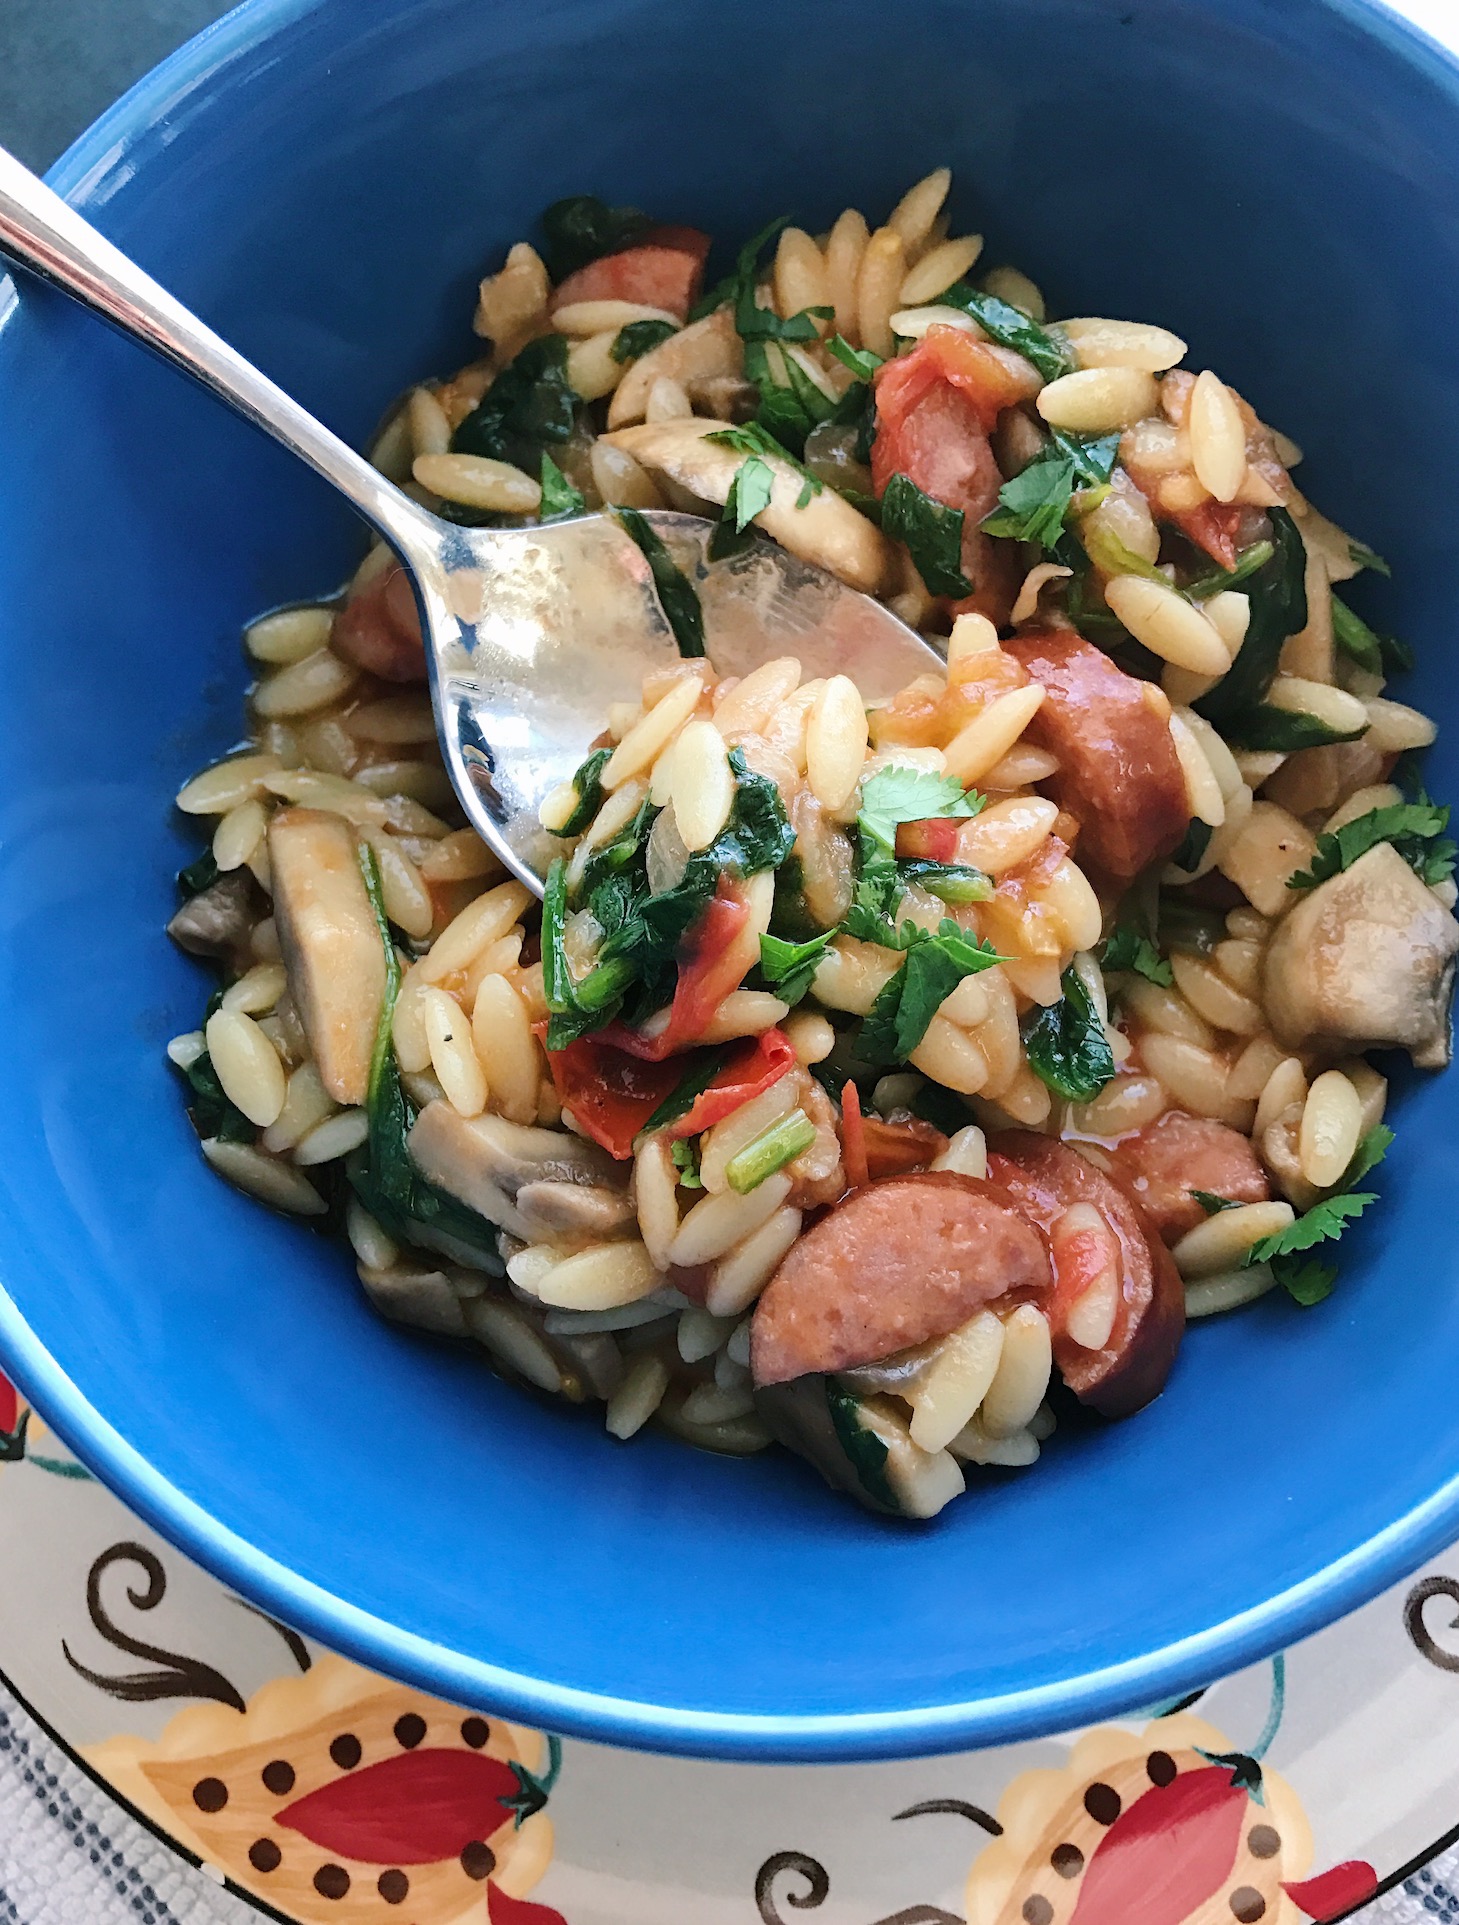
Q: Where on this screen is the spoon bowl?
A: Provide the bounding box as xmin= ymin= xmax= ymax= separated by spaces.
xmin=0 ymin=145 xmax=940 ymax=894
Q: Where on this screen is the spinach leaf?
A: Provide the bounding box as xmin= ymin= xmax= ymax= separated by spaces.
xmin=1184 ymin=540 xmax=1276 ymax=600
xmin=881 ymin=472 xmax=971 ymax=597
xmin=178 ymin=1048 xmax=255 ymax=1143
xmin=1101 ymin=922 xmax=1172 ymax=985
xmin=859 ymin=921 xmax=1005 ymax=1065
xmin=982 ymin=432 xmax=1120 ymax=550
xmin=897 ymin=859 xmax=992 ymax=904
xmin=611 ymin=318 xmax=679 ymax=363
xmin=1192 ymin=507 xmax=1307 ymax=729
xmin=688 ymin=214 xmax=789 ymax=322
xmin=617 ymin=508 xmax=706 ymax=657
xmin=177 ymin=850 xmax=220 ymax=898
xmin=826 ymin=334 xmax=884 ymax=381
xmin=1225 ymin=704 xmax=1366 ymax=752
xmin=701 ymin=216 xmax=836 ymax=452
xmin=935 ymin=283 xmax=1074 ymax=382
xmin=1169 ymin=818 xmax=1213 ymax=874
xmin=349 ymin=845 xmax=500 ymax=1260
xmin=1023 ymin=966 xmax=1116 ymax=1102
xmin=1332 ymin=592 xmax=1412 ymax=677
xmin=540 ymin=195 xmax=652 ymax=279
xmin=826 ymin=1381 xmax=899 ymax=1513
xmin=759 ymin=930 xmax=834 ymax=1005
xmin=452 ymin=335 xmax=579 ymax=470
xmin=1288 ymin=799 xmax=1455 ymax=892
xmin=538 ymin=452 xmax=586 ymax=522
xmin=548 ymin=748 xmax=611 ymax=840
xmin=638 ymin=1047 xmax=732 ymax=1137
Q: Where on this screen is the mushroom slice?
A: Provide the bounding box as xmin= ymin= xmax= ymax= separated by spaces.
xmin=606 ymin=307 xmax=744 ymax=429
xmin=409 ymin=1102 xmax=627 ymax=1241
xmin=604 ymin=418 xmax=894 ymax=595
xmin=167 ymin=871 xmax=263 ymax=967
xmin=268 ymin=808 xmax=387 ymax=1106
xmin=1264 ymin=840 xmax=1459 ymax=1067
xmin=514 ymin=1179 xmax=638 ymax=1242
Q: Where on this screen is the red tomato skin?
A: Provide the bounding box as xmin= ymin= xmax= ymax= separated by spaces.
xmin=332 ymin=564 xmax=427 ymax=683
xmin=667 ymin=1031 xmax=797 ymax=1139
xmin=895 ymin=817 xmax=961 ymax=863
xmin=538 ymin=1033 xmax=682 ymax=1159
xmin=549 ymin=238 xmax=709 ymax=321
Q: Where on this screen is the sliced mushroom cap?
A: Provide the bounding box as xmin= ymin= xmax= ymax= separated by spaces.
xmin=357 ymin=1263 xmax=471 ymax=1337
xmin=167 ymin=872 xmax=263 ymax=968
xmin=606 ymin=307 xmax=744 ymax=429
xmin=268 ymin=808 xmax=387 ymax=1106
xmin=514 ymin=1178 xmax=638 ymax=1242
xmin=1264 ymin=840 xmax=1459 ymax=1067
xmin=754 ymin=1376 xmax=964 ymax=1518
xmin=602 ymin=418 xmax=894 ymax=595
xmin=409 ymin=1101 xmax=626 ymax=1241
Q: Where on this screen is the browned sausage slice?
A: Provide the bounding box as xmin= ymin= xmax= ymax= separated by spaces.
xmin=749 ymin=1172 xmax=1052 ymax=1388
xmin=1003 ymin=628 xmax=1189 ymax=879
xmin=986 ymin=1134 xmax=1184 ymax=1417
xmin=1107 ymin=1109 xmax=1270 ymax=1243
xmin=332 ymin=563 xmax=427 ymax=683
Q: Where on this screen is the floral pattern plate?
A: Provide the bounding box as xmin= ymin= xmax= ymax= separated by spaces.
xmin=3 ymin=1368 xmax=1459 ymax=1925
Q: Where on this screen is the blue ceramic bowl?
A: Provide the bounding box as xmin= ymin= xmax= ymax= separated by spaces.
xmin=2 ymin=0 xmax=1458 ymax=1763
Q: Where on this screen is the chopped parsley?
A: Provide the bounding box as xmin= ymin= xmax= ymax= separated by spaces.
xmin=538 ymin=452 xmax=586 ymax=522
xmin=1245 ymin=1124 xmax=1394 ymax=1306
xmin=1023 ymin=967 xmax=1116 ymax=1103
xmin=982 ymin=432 xmax=1120 ymax=550
xmin=1287 ymin=800 xmax=1455 ymax=892
xmin=709 ymin=453 xmax=775 ymax=560
xmin=880 ymin=472 xmax=972 ymax=597
xmin=759 ymin=930 xmax=835 ymax=1005
xmin=671 ymin=1138 xmax=704 ymax=1187
xmin=1192 ymin=1190 xmax=1240 ymax=1216
xmin=706 ymin=420 xmax=823 ymax=509
xmin=616 ymin=508 xmax=706 ymax=657
xmin=826 ymin=334 xmax=884 ymax=382
xmin=1101 ymin=922 xmax=1173 ymax=986
xmin=858 ymin=920 xmax=1005 ymax=1065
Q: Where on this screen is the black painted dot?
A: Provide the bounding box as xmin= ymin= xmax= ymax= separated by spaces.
xmin=1230 ymin=1888 xmax=1266 ymax=1923
xmin=314 ymin=1864 xmax=351 ymax=1900
xmin=248 ymin=1839 xmax=281 ymax=1874
xmin=377 ymin=1870 xmax=409 ymax=1905
xmin=394 ymin=1713 xmax=427 ymax=1750
xmin=1248 ymin=1824 xmax=1281 ymax=1860
xmin=1022 ymin=1899 xmax=1054 ymax=1925
xmin=460 ymin=1717 xmax=490 ymax=1749
xmin=1147 ymin=1750 xmax=1177 ymax=1787
xmin=191 ymin=1778 xmax=228 ymax=1814
xmin=261 ymin=1760 xmax=295 ymax=1796
xmin=329 ymin=1734 xmax=362 ymax=1771
xmin=1084 ymin=1782 xmax=1121 ymax=1826
xmin=460 ymin=1841 xmax=497 ymax=1882
xmin=1051 ymin=1843 xmax=1084 ymax=1879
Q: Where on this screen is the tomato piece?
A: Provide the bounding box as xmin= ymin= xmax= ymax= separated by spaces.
xmin=861 ymin=1115 xmax=948 ymax=1181
xmin=895 ymin=816 xmax=961 ymax=863
xmin=602 ymin=881 xmax=754 ymax=1060
xmin=871 ymin=378 xmax=1003 ymax=522
xmin=332 ymin=563 xmax=426 ymax=683
xmin=875 ymin=326 xmax=1035 ymax=436
xmin=839 ymin=1080 xmax=870 ymax=1191
xmin=537 ymin=1032 xmax=683 ymax=1159
xmin=637 ymin=224 xmax=713 ymax=267
xmin=1174 ymin=499 xmax=1245 ymax=570
xmin=667 ymin=1030 xmax=798 ymax=1140
xmin=549 ymin=235 xmax=710 ymax=321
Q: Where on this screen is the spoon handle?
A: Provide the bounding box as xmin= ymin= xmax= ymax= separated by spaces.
xmin=0 ymin=144 xmax=430 ymax=552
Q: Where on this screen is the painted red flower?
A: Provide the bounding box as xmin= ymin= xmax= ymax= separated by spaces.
xmin=0 ymin=1370 xmax=18 ymax=1436
xmin=488 ymin=1884 xmax=568 ymax=1925
xmin=276 ymin=1748 xmax=527 ymax=1863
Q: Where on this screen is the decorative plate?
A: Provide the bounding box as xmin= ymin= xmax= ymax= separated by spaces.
xmin=2 ymin=1367 xmax=1458 ymax=1924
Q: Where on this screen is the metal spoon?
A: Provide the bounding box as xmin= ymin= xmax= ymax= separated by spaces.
xmin=0 ymin=147 xmax=941 ymax=892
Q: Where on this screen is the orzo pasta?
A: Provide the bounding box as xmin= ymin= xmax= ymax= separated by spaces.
xmin=168 ymin=175 xmax=1457 ymax=1518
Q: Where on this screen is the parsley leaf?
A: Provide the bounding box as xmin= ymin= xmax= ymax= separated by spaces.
xmin=709 ymin=454 xmax=775 ymax=559
xmin=617 ymin=508 xmax=705 ymax=657
xmin=706 ymin=421 xmax=823 ymax=507
xmin=857 ymin=765 xmax=981 ymax=859
xmin=859 ymin=921 xmax=1006 ymax=1065
xmin=881 ymin=472 xmax=972 ymax=597
xmin=1023 ymin=967 xmax=1116 ymax=1102
xmin=982 ymin=432 xmax=1120 ymax=550
xmin=1101 ymin=922 xmax=1173 ymax=985
xmin=452 ymin=335 xmax=578 ymax=471
xmin=1344 ymin=1122 xmax=1395 ymax=1188
xmin=538 ymin=452 xmax=586 ymax=522
xmin=935 ymin=283 xmax=1075 ymax=382
xmin=1244 ymin=1124 xmax=1393 ymax=1306
xmin=1248 ymin=1189 xmax=1376 ymax=1263
xmin=759 ymin=930 xmax=834 ymax=1005
xmin=548 ymin=747 xmax=611 ymax=839
xmin=1280 ymin=1260 xmax=1338 ymax=1306
xmin=611 ymin=318 xmax=679 ymax=363
xmin=1287 ymin=800 xmax=1455 ymax=892
xmin=671 ymin=1138 xmax=704 ymax=1187
xmin=539 ymin=195 xmax=651 ymax=279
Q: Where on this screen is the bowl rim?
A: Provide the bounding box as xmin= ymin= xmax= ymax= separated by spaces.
xmin=7 ymin=0 xmax=1459 ymax=1763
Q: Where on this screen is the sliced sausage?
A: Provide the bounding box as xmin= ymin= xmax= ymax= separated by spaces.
xmin=986 ymin=1134 xmax=1184 ymax=1418
xmin=549 ymin=232 xmax=711 ymax=321
xmin=1003 ymin=629 xmax=1190 ymax=880
xmin=1107 ymin=1109 xmax=1270 ymax=1243
xmin=332 ymin=563 xmax=426 ymax=683
xmin=749 ymin=1172 xmax=1051 ymax=1387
